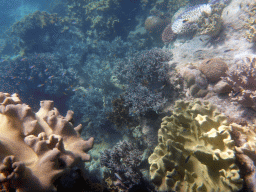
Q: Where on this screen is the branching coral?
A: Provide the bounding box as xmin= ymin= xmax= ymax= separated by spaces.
xmin=244 ymin=2 xmax=256 ymax=42
xmin=148 ymin=100 xmax=243 ymax=191
xmin=0 ymin=92 xmax=94 ymax=192
xmin=113 ymin=48 xmax=172 ymax=115
xmin=224 ymin=57 xmax=256 ymax=110
xmin=100 ymin=140 xmax=143 ymax=190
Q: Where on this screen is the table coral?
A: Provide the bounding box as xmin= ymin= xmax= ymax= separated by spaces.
xmin=148 ymin=100 xmax=243 ymax=192
xmin=0 ymin=92 xmax=94 ymax=192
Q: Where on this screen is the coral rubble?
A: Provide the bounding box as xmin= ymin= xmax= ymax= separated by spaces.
xmin=0 ymin=92 xmax=94 ymax=192
xmin=148 ymin=100 xmax=243 ymax=191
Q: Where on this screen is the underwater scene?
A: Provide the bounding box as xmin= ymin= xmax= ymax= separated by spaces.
xmin=0 ymin=0 xmax=256 ymax=191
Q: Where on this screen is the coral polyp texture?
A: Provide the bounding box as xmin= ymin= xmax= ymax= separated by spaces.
xmin=225 ymin=57 xmax=256 ymax=110
xmin=0 ymin=92 xmax=94 ymax=192
xmin=198 ymin=58 xmax=228 ymax=83
xmin=148 ymin=100 xmax=243 ymax=192
xmin=231 ymin=123 xmax=256 ymax=192
xmin=171 ymin=4 xmax=212 ymax=35
xmin=171 ymin=2 xmax=224 ymax=37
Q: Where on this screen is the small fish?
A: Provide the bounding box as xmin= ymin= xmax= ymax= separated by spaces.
xmin=29 ymin=65 xmax=35 ymax=69
xmin=72 ymin=88 xmax=77 ymax=92
xmin=224 ymin=49 xmax=234 ymax=53
xmin=233 ymin=89 xmax=244 ymax=97
xmin=185 ymin=152 xmax=193 ymax=164
xmin=61 ymin=72 xmax=66 ymax=76
xmin=114 ymin=173 xmax=122 ymax=181
xmin=20 ymin=58 xmax=26 ymax=61
xmin=11 ymin=76 xmax=17 ymax=79
xmin=44 ymin=68 xmax=48 ymax=72
xmin=37 ymin=84 xmax=44 ymax=87
xmin=48 ymin=75 xmax=54 ymax=79
xmin=166 ymin=175 xmax=172 ymax=178
xmin=199 ymin=38 xmax=204 ymax=42
xmin=28 ymin=76 xmax=33 ymax=80
xmin=220 ymin=130 xmax=225 ymax=134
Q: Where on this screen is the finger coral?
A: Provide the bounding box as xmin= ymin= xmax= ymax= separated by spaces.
xmin=148 ymin=100 xmax=243 ymax=192
xmin=0 ymin=92 xmax=94 ymax=192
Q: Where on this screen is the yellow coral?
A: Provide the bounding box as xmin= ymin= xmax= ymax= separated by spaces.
xmin=148 ymin=100 xmax=243 ymax=192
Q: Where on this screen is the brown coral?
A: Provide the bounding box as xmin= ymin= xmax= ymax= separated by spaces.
xmin=145 ymin=16 xmax=165 ymax=33
xmin=230 ymin=123 xmax=256 ymax=192
xmin=198 ymin=58 xmax=228 ymax=83
xmin=225 ymin=57 xmax=256 ymax=110
xmin=0 ymin=92 xmax=94 ymax=192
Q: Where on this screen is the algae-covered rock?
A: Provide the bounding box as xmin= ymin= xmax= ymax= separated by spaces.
xmin=148 ymin=100 xmax=243 ymax=192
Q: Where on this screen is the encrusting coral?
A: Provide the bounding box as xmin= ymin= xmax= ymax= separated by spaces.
xmin=230 ymin=123 xmax=256 ymax=192
xmin=0 ymin=92 xmax=94 ymax=192
xmin=148 ymin=100 xmax=243 ymax=192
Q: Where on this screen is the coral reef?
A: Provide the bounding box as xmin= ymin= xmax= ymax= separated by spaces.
xmin=144 ymin=16 xmax=165 ymax=34
xmin=0 ymin=53 xmax=77 ymax=98
xmin=244 ymin=2 xmax=256 ymax=42
xmin=230 ymin=123 xmax=256 ymax=192
xmin=11 ymin=11 xmax=62 ymax=53
xmin=171 ymin=2 xmax=225 ymax=37
xmin=0 ymin=92 xmax=94 ymax=192
xmin=148 ymin=100 xmax=243 ymax=191
xmin=182 ymin=65 xmax=209 ymax=97
xmin=171 ymin=4 xmax=212 ymax=34
xmin=113 ymin=48 xmax=173 ymax=115
xmin=161 ymin=23 xmax=177 ymax=44
xmin=224 ymin=57 xmax=256 ymax=110
xmin=100 ymin=140 xmax=143 ymax=190
xmin=67 ymin=0 xmax=139 ymax=40
xmin=198 ymin=58 xmax=228 ymax=83
xmin=107 ymin=96 xmax=138 ymax=129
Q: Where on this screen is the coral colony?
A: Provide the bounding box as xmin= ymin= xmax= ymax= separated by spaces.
xmin=1 ymin=0 xmax=256 ymax=191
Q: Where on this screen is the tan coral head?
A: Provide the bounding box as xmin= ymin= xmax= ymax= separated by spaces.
xmin=0 ymin=92 xmax=94 ymax=192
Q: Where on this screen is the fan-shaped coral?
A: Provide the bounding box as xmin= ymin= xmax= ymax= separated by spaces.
xmin=0 ymin=92 xmax=94 ymax=192
xmin=148 ymin=100 xmax=243 ymax=192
